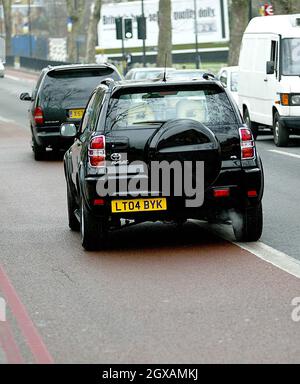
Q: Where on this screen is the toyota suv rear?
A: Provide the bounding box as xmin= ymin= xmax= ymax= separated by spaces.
xmin=20 ymin=64 xmax=122 ymax=160
xmin=63 ymin=77 xmax=264 ymax=251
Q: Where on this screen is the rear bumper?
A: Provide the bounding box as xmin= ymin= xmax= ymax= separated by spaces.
xmin=80 ymin=166 xmax=264 ymax=221
xmin=34 ymin=126 xmax=76 ymax=149
xmin=279 ymin=116 xmax=300 ymax=131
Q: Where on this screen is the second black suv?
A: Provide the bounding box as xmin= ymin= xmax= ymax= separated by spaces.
xmin=63 ymin=77 xmax=264 ymax=251
xmin=20 ymin=64 xmax=122 ymax=160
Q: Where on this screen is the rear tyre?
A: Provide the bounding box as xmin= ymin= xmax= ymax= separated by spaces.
xmin=244 ymin=108 xmax=259 ymax=140
xmin=80 ymin=199 xmax=108 ymax=251
xmin=32 ymin=136 xmax=45 ymax=161
xmin=274 ymin=112 xmax=289 ymax=147
xmin=67 ymin=184 xmax=80 ymax=232
xmin=232 ymin=203 xmax=263 ymax=242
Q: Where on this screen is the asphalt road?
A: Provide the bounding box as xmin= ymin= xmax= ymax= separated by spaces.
xmin=0 ymin=70 xmax=300 ymax=364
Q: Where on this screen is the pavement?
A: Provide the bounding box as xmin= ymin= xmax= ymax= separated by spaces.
xmin=0 ymin=69 xmax=300 ymax=364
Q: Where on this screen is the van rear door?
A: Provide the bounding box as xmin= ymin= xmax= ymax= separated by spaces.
xmin=250 ymin=37 xmax=270 ymax=125
xmin=239 ymin=34 xmax=279 ymax=126
xmin=264 ymin=36 xmax=280 ymax=126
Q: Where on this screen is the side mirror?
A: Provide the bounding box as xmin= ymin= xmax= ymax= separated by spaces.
xmin=20 ymin=92 xmax=32 ymax=101
xmin=60 ymin=123 xmax=77 ymax=138
xmin=266 ymin=61 xmax=275 ymax=75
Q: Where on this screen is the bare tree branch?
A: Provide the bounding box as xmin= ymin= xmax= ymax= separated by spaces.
xmin=85 ymin=0 xmax=102 ymax=63
xmin=1 ymin=0 xmax=12 ymax=55
xmin=66 ymin=0 xmax=86 ymax=62
xmin=157 ymin=0 xmax=172 ymax=67
xmin=228 ymin=0 xmax=248 ymax=66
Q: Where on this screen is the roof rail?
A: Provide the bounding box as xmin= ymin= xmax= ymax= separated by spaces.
xmin=202 ymin=73 xmax=215 ymax=80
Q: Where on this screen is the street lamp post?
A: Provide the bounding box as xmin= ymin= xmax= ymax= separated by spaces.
xmin=194 ymin=0 xmax=200 ymax=69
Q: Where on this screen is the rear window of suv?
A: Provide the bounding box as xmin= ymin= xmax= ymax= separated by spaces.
xmin=106 ymin=85 xmax=237 ymax=130
xmin=39 ymin=68 xmax=120 ymax=108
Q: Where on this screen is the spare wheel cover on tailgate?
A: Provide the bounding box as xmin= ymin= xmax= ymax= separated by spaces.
xmin=147 ymin=119 xmax=222 ymax=190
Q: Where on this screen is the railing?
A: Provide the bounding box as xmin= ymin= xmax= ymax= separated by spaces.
xmin=6 ymin=56 xmax=72 ymax=71
xmin=5 ymin=49 xmax=229 ymax=72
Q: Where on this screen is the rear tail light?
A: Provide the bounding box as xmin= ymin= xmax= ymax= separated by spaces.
xmin=93 ymin=199 xmax=105 ymax=206
xmin=213 ymin=188 xmax=230 ymax=198
xmin=34 ymin=107 xmax=44 ymax=125
xmin=239 ymin=127 xmax=256 ymax=160
xmin=89 ymin=135 xmax=106 ymax=168
xmin=248 ymin=190 xmax=258 ymax=198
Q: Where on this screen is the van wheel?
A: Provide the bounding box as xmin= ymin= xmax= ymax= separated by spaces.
xmin=232 ymin=203 xmax=263 ymax=242
xmin=32 ymin=136 xmax=45 ymax=161
xmin=274 ymin=113 xmax=289 ymax=147
xmin=244 ymin=108 xmax=259 ymax=140
xmin=80 ymin=199 xmax=108 ymax=251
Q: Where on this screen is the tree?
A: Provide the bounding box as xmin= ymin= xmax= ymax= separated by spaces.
xmin=272 ymin=0 xmax=300 ymax=13
xmin=1 ymin=0 xmax=12 ymax=55
xmin=228 ymin=0 xmax=249 ymax=66
xmin=290 ymin=0 xmax=300 ymax=12
xmin=272 ymin=0 xmax=291 ymax=14
xmin=45 ymin=0 xmax=68 ymax=39
xmin=157 ymin=0 xmax=172 ymax=67
xmin=66 ymin=0 xmax=86 ymax=62
xmin=85 ymin=0 xmax=102 ymax=63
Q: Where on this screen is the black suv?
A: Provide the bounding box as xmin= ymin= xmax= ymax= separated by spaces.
xmin=20 ymin=64 xmax=122 ymax=160
xmin=63 ymin=77 xmax=264 ymax=251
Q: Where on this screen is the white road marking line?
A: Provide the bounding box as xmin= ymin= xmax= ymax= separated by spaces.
xmin=5 ymin=75 xmax=20 ymax=82
xmin=5 ymin=74 xmax=35 ymax=84
xmin=235 ymin=241 xmax=300 ymax=279
xmin=200 ymin=222 xmax=300 ymax=279
xmin=0 ymin=116 xmax=16 ymax=124
xmin=269 ymin=149 xmax=300 ymax=160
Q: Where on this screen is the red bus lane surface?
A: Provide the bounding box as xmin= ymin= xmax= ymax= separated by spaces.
xmin=0 ymin=265 xmax=54 ymax=364
xmin=2 ymin=232 xmax=300 ymax=363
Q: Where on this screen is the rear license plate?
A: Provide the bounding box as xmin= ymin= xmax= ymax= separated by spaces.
xmin=111 ymin=198 xmax=167 ymax=213
xmin=69 ymin=109 xmax=85 ymax=119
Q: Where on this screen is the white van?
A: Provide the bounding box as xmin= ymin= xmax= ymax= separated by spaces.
xmin=239 ymin=14 xmax=300 ymax=146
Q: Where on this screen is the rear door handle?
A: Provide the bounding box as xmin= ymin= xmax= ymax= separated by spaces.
xmin=264 ymin=79 xmax=268 ymax=82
